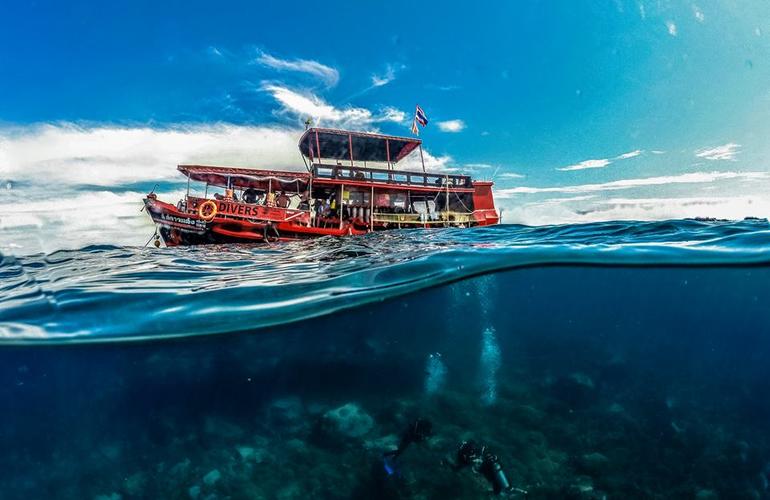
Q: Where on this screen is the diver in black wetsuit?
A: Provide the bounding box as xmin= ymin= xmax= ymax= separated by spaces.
xmin=446 ymin=440 xmax=526 ymax=496
xmin=383 ymin=418 xmax=433 ymax=459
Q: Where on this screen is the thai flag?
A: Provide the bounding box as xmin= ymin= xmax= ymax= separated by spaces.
xmin=415 ymin=105 xmax=428 ymax=126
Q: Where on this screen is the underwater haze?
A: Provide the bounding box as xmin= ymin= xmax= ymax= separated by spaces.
xmin=2 ymin=221 xmax=770 ymax=498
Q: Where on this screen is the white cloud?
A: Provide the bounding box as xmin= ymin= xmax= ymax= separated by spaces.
xmin=557 ymin=158 xmax=611 ymax=171
xmin=0 ymin=123 xmax=304 ymax=187
xmin=371 ymin=64 xmax=399 ymax=87
xmin=666 ymin=20 xmax=678 ymax=36
xmin=499 ymin=172 xmax=525 ymax=179
xmin=497 ymin=171 xmax=769 ymax=197
xmin=502 ymin=194 xmax=770 ymax=226
xmin=381 ymin=107 xmax=407 ymax=123
xmin=437 ymin=120 xmax=466 ymax=133
xmin=615 ymin=149 xmax=642 ymax=160
xmin=207 ymin=46 xmax=224 ymax=57
xmin=261 ymin=84 xmax=404 ymax=128
xmin=399 ymin=149 xmax=452 ymax=172
xmin=0 ymin=189 xmax=196 ymax=254
xmin=695 ymin=143 xmax=740 ymax=161
xmin=557 ymin=148 xmax=642 ymax=172
xmin=255 ymin=51 xmax=339 ymax=87
xmin=692 ymin=5 xmax=705 ymax=22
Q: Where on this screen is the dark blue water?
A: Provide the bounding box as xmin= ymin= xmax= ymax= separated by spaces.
xmin=1 ymin=220 xmax=770 ymax=498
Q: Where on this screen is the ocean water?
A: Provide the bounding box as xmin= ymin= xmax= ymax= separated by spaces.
xmin=1 ymin=220 xmax=770 ymax=499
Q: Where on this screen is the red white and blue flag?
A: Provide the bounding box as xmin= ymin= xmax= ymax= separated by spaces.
xmin=411 ymin=105 xmax=428 ymax=135
xmin=415 ymin=105 xmax=428 ymax=126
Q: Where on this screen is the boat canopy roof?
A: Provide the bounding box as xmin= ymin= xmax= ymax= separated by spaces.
xmin=299 ymin=128 xmax=421 ymax=164
xmin=178 ymin=165 xmax=310 ymax=189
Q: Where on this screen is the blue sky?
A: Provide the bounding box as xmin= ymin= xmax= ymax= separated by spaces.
xmin=2 ymin=0 xmax=770 ymax=252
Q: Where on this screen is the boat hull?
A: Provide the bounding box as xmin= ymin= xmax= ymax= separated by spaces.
xmin=144 ymin=194 xmax=498 ymax=247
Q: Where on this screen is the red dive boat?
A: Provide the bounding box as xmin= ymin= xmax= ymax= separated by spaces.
xmin=143 ymin=128 xmax=499 ymax=246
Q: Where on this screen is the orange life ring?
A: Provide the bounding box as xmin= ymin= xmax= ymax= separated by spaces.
xmin=198 ymin=200 xmax=218 ymax=221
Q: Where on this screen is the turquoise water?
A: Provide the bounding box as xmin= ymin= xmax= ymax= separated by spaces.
xmin=1 ymin=220 xmax=770 ymax=498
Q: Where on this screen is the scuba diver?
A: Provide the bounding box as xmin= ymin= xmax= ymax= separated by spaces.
xmin=383 ymin=418 xmax=433 ymax=460
xmin=381 ymin=418 xmax=433 ymax=477
xmin=446 ymin=440 xmax=527 ymax=496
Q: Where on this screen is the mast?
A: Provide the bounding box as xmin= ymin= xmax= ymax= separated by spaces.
xmin=445 ymin=174 xmax=449 ymax=227
xmin=348 ymin=133 xmax=354 ymax=167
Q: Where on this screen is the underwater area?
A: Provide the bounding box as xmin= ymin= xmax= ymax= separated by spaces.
xmin=1 ymin=220 xmax=770 ymax=499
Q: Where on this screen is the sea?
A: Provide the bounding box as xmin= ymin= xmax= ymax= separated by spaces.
xmin=1 ymin=219 xmax=770 ymax=499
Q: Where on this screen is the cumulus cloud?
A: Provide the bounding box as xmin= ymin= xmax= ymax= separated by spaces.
xmin=437 ymin=120 xmax=466 ymax=133
xmin=0 ymin=190 xmax=161 ymax=251
xmin=0 ymin=123 xmax=304 ymax=187
xmin=557 ymin=158 xmax=611 ymax=171
xmin=695 ymin=143 xmax=740 ymax=161
xmin=502 ymin=195 xmax=770 ymax=226
xmin=255 ymin=51 xmax=339 ymax=87
xmin=497 ymin=171 xmax=769 ymax=197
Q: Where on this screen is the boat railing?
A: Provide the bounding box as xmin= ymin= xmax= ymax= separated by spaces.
xmin=372 ymin=211 xmax=475 ymax=225
xmin=311 ymin=164 xmax=472 ymax=189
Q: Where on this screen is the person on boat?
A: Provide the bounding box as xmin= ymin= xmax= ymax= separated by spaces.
xmin=298 ymin=190 xmax=310 ymax=210
xmin=243 ymin=187 xmax=259 ymax=204
xmin=265 ymin=191 xmax=276 ymax=207
xmin=383 ymin=418 xmax=433 ymax=460
xmin=312 ymin=198 xmax=323 ymax=226
xmin=276 ymin=191 xmax=291 ymax=209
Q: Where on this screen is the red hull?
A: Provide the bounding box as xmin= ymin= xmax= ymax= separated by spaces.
xmin=144 ymin=195 xmax=498 ymax=247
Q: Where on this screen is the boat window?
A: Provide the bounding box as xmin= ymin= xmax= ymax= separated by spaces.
xmin=371 ymin=171 xmax=389 ymax=182
xmin=392 ymin=174 xmax=407 ymax=183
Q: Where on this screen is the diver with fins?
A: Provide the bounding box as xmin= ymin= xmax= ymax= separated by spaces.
xmin=382 ymin=418 xmax=433 ymax=476
xmin=445 ymin=439 xmax=528 ymax=496
xmin=380 ymin=418 xmax=527 ymax=496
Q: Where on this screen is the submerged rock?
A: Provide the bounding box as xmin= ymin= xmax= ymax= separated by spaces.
xmin=695 ymin=489 xmax=718 ymax=500
xmin=202 ymin=469 xmax=221 ymax=486
xmin=94 ymin=494 xmax=122 ymax=500
xmin=363 ymin=433 xmax=399 ymax=451
xmin=575 ymin=452 xmax=610 ymax=476
xmin=188 ymin=485 xmax=201 ymax=499
xmin=265 ymin=396 xmax=308 ymax=434
xmin=323 ymin=402 xmax=374 ymax=438
xmin=550 ymin=372 xmax=597 ymax=409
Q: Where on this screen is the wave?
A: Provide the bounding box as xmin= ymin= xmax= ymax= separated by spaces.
xmin=1 ymin=219 xmax=769 ymax=344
